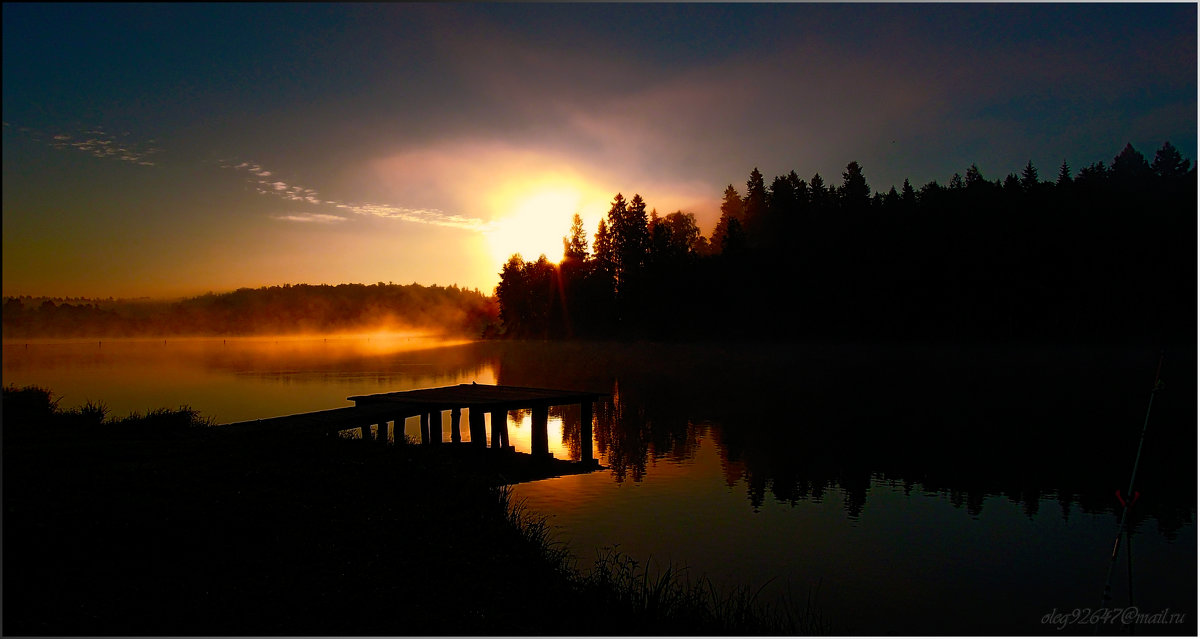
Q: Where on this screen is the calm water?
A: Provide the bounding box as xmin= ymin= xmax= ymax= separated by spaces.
xmin=4 ymin=336 xmax=1195 ymax=635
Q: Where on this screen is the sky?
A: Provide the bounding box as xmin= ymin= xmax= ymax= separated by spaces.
xmin=3 ymin=3 xmax=1195 ymax=299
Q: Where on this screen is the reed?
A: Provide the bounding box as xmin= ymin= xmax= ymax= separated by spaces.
xmin=3 ymin=384 xmax=212 ymax=429
xmin=493 ymin=484 xmax=830 ymax=635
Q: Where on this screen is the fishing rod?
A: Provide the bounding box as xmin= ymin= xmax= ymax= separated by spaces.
xmin=1096 ymin=350 xmax=1165 ymax=634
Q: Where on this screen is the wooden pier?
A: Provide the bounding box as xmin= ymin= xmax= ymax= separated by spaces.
xmin=221 ymin=383 xmax=605 ymax=463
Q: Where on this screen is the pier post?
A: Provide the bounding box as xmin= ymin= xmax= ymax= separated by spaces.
xmin=580 ymin=400 xmax=593 ymax=463
xmin=420 ymin=413 xmax=430 ymax=445
xmin=450 ymin=407 xmax=462 ymax=443
xmin=469 ymin=409 xmax=486 ymax=447
xmin=428 ymin=411 xmax=441 ymax=445
xmin=531 ymin=404 xmax=550 ymax=457
xmin=490 ymin=410 xmax=504 ymax=449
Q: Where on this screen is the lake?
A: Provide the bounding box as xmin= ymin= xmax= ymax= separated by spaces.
xmin=3 ymin=335 xmax=1195 ymax=635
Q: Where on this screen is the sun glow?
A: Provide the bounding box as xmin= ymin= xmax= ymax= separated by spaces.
xmin=485 ymin=187 xmax=578 ymax=266
xmin=483 ymin=176 xmax=610 ymax=268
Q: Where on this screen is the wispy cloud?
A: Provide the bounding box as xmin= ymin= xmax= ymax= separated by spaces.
xmin=272 ymin=213 xmax=348 ymax=224
xmin=220 ymin=159 xmax=488 ymax=230
xmin=45 ymin=126 xmax=161 ymax=166
xmin=336 ymin=202 xmax=487 ymax=230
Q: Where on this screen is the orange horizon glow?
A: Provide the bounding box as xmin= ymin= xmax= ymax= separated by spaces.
xmin=3 ymin=141 xmax=716 ymax=301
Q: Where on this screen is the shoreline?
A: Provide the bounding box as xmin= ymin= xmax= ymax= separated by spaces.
xmin=3 ymin=386 xmax=826 ymax=635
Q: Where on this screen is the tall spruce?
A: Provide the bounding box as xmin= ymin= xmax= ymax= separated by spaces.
xmin=711 ymin=185 xmax=744 ymax=252
xmin=1056 ymin=160 xmax=1072 ymax=187
xmin=563 ymin=213 xmax=589 ymax=262
xmin=1020 ymin=161 xmax=1039 ymax=192
xmin=742 ymin=168 xmax=768 ymax=243
xmin=840 ymin=161 xmax=870 ymax=212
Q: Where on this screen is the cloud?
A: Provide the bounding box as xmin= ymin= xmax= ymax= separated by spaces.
xmin=221 ymin=159 xmax=489 ymax=231
xmin=272 ymin=213 xmax=348 ymax=224
xmin=38 ymin=125 xmax=161 ymax=166
xmin=421 ymin=7 xmax=1179 ymax=192
xmin=341 ymin=202 xmax=487 ymax=230
xmin=401 ymin=17 xmax=954 ymax=202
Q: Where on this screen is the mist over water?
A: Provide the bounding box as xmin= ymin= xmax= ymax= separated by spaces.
xmin=3 ymin=334 xmax=491 ymax=424
xmin=4 ymin=336 xmax=1194 ymax=634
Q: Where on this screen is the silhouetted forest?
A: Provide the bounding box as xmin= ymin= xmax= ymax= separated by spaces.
xmin=496 ymin=142 xmax=1195 ymax=345
xmin=2 ymin=282 xmax=498 ymax=338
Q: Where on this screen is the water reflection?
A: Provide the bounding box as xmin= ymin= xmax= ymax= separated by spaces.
xmin=502 ymin=341 xmax=1195 ymax=535
xmin=6 ymin=336 xmax=1192 ymax=634
xmin=5 ymin=337 xmax=1194 ymax=534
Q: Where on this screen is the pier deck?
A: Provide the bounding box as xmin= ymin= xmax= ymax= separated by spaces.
xmin=221 ymin=383 xmax=605 ymax=462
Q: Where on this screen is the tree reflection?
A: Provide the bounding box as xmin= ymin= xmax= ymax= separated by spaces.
xmin=496 ymin=340 xmax=1195 ymax=534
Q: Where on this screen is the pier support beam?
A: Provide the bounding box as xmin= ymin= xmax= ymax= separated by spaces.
xmin=420 ymin=413 xmax=430 ymax=445
xmin=580 ymin=400 xmax=593 ymax=463
xmin=428 ymin=411 xmax=441 ymax=445
xmin=490 ymin=410 xmax=504 ymax=449
xmin=469 ymin=409 xmax=486 ymax=447
xmin=450 ymin=407 xmax=462 ymax=443
xmin=531 ymin=404 xmax=550 ymax=458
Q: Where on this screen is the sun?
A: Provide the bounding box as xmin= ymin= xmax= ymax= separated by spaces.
xmin=485 ymin=186 xmax=583 ymax=266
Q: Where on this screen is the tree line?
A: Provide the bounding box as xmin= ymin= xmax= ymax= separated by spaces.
xmin=2 ymin=282 xmax=498 ymax=338
xmin=494 ymin=141 xmax=1195 ymax=344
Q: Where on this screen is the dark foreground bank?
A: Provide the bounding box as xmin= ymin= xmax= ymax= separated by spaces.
xmin=3 ymin=386 xmax=826 ymax=636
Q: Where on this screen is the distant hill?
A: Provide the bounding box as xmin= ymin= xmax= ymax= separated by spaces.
xmin=2 ymin=282 xmax=500 ymax=338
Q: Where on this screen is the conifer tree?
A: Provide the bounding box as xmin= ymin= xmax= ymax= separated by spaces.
xmin=720 ymin=217 xmax=747 ymax=256
xmin=1003 ymin=173 xmax=1021 ymax=194
xmin=563 ymin=213 xmax=589 ymax=262
xmin=742 ymin=168 xmax=768 ymax=241
xmin=1110 ymin=143 xmax=1151 ymax=186
xmin=839 ymin=161 xmax=870 ymax=212
xmin=1056 ymin=160 xmax=1072 ymax=187
xmin=711 ymin=185 xmax=743 ymax=252
xmin=883 ymin=185 xmax=901 ymax=210
xmin=593 ymin=218 xmax=615 ymax=290
xmin=809 ymin=173 xmax=828 ymax=212
xmin=1020 ymin=161 xmax=1039 ymax=192
xmin=900 ymin=178 xmax=917 ymax=208
xmin=1151 ymin=141 xmax=1189 ymax=179
xmin=964 ymin=164 xmax=986 ymax=188
xmin=787 ymin=170 xmax=808 ymax=209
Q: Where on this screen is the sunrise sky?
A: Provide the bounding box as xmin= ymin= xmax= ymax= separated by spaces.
xmin=3 ymin=3 xmax=1195 ymax=299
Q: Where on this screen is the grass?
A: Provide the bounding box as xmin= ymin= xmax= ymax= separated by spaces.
xmin=3 ymin=385 xmax=827 ymax=635
xmin=497 ymin=489 xmax=829 ymax=635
